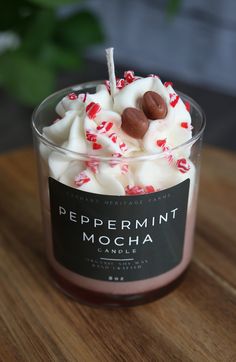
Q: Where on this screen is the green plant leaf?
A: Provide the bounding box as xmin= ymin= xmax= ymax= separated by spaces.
xmin=0 ymin=0 xmax=38 ymax=32
xmin=166 ymin=0 xmax=182 ymax=17
xmin=0 ymin=51 xmax=55 ymax=106
xmin=39 ymin=43 xmax=82 ymax=70
xmin=56 ymin=10 xmax=104 ymax=52
xmin=28 ymin=0 xmax=81 ymax=8
xmin=22 ymin=9 xmax=56 ymax=54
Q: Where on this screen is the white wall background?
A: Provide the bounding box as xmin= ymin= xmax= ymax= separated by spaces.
xmin=87 ymin=0 xmax=236 ymax=95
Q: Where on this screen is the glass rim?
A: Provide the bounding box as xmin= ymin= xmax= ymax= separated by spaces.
xmin=32 ymin=80 xmax=206 ymax=162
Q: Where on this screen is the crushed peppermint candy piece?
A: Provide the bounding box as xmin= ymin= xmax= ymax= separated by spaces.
xmin=108 ymin=132 xmax=118 ymax=143
xmin=169 ymin=93 xmax=180 ymax=108
xmin=121 ymin=163 xmax=129 ymax=174
xmin=125 ymin=185 xmax=145 ymax=195
xmin=185 ymin=101 xmax=191 ymax=112
xmin=119 ymin=142 xmax=128 ymax=152
xmin=86 ymin=102 xmax=101 ymax=119
xmin=176 ymin=158 xmax=190 ymax=173
xmin=162 ymin=145 xmax=174 ymax=163
xmin=105 ymin=78 xmax=126 ymax=93
xmin=96 ymin=121 xmax=113 ymax=133
xmin=162 ymin=145 xmax=170 ymax=152
xmin=156 ymin=139 xmax=167 ymax=147
xmin=75 ymin=171 xmax=91 ymax=187
xmin=116 ymin=78 xmax=125 ymax=89
xmin=144 ymin=185 xmax=155 ymax=193
xmin=86 ymin=131 xmax=97 ymax=142
xmin=125 ymin=185 xmax=155 ymax=195
xmin=124 ymin=70 xmax=136 ymax=84
xmin=92 ymin=143 xmax=102 ymax=150
xmin=181 ymin=122 xmax=189 ymax=129
xmin=164 ymin=81 xmax=173 ymax=88
xmin=167 ymin=154 xmax=174 ymax=164
xmin=68 ymin=92 xmax=78 ymax=100
xmin=105 ymin=69 xmax=139 ymax=93
xmin=86 ymin=159 xmax=99 ymax=173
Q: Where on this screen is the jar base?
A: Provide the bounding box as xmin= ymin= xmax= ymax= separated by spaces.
xmin=49 ymin=266 xmax=189 ymax=308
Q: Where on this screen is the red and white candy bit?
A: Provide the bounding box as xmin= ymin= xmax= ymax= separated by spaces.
xmin=125 ymin=185 xmax=155 ymax=195
xmin=121 ymin=163 xmax=129 ymax=174
xmin=105 ymin=71 xmax=139 ymax=93
xmin=164 ymin=81 xmax=173 ymax=88
xmin=181 ymin=122 xmax=189 ymax=129
xmin=125 ymin=186 xmax=145 ymax=195
xmin=75 ymin=171 xmax=91 ymax=187
xmin=68 ymin=92 xmax=78 ymax=100
xmin=161 ymin=145 xmax=174 ymax=164
xmin=108 ymin=132 xmax=118 ymax=143
xmin=176 ymin=158 xmax=190 ymax=173
xmin=124 ymin=70 xmax=136 ymax=84
xmin=156 ymin=139 xmax=167 ymax=147
xmin=86 ymin=159 xmax=99 ymax=174
xmin=181 ymin=122 xmax=193 ymax=130
xmin=169 ymin=93 xmax=180 ymax=108
xmin=78 ymin=93 xmax=87 ymax=103
xmin=119 ymin=142 xmax=128 ymax=152
xmin=96 ymin=121 xmax=113 ymax=133
xmin=105 ymin=78 xmax=125 ymax=93
xmin=92 ymin=143 xmax=102 ymax=150
xmin=147 ymin=74 xmax=160 ymax=78
xmin=185 ymin=101 xmax=191 ymax=112
xmin=86 ymin=131 xmax=97 ymax=142
xmin=116 ymin=78 xmax=125 ymax=89
xmin=145 ymin=185 xmax=155 ymax=193
xmin=167 ymin=154 xmax=174 ymax=164
xmin=156 ymin=140 xmax=173 ymax=163
xmin=86 ymin=102 xmax=101 ymax=119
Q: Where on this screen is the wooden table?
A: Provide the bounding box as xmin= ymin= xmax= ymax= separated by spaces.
xmin=0 ymin=146 xmax=235 ymax=361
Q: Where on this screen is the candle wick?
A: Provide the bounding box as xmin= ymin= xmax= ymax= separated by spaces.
xmin=106 ymin=47 xmax=116 ymax=100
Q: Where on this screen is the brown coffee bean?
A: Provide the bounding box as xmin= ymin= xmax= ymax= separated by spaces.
xmin=142 ymin=91 xmax=167 ymax=120
xmin=121 ymin=107 xmax=149 ymax=139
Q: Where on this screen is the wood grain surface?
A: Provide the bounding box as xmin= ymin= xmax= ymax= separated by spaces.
xmin=0 ymin=146 xmax=235 ymax=362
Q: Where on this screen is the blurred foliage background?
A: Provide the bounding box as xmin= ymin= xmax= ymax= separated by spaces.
xmin=0 ymin=0 xmax=180 ymax=107
xmin=0 ymin=0 xmax=104 ymax=106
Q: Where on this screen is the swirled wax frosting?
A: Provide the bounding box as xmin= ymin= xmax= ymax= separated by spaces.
xmin=42 ymin=72 xmax=195 ymax=196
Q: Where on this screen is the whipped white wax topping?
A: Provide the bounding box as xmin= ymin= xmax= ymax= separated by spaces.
xmin=42 ymin=73 xmax=195 ymax=196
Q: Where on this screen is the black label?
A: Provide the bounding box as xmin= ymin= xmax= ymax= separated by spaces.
xmin=49 ymin=178 xmax=189 ymax=282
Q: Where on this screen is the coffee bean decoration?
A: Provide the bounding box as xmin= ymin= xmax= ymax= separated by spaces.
xmin=121 ymin=108 xmax=149 ymax=139
xmin=142 ymin=91 xmax=167 ymax=120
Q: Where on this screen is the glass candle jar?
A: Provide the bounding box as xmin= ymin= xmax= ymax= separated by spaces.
xmin=32 ymin=82 xmax=206 ymax=307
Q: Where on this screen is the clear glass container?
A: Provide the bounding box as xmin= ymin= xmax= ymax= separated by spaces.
xmin=32 ymin=81 xmax=206 ymax=307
